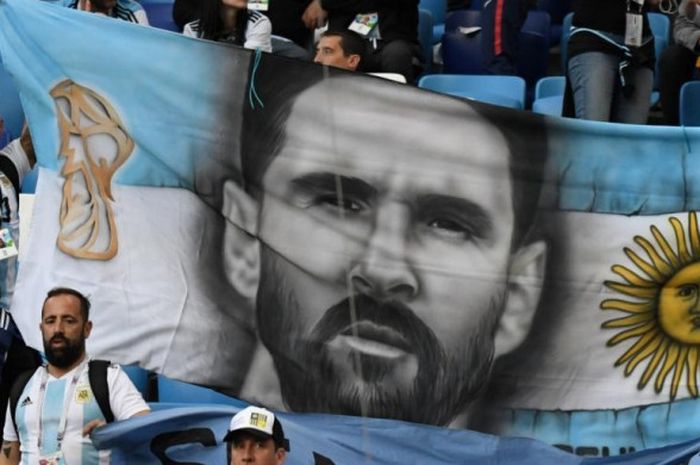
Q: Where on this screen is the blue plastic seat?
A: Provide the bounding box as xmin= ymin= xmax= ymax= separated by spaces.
xmin=420 ymin=0 xmax=446 ymax=44
xmin=560 ymin=11 xmax=573 ymax=71
xmin=156 ymin=374 xmax=247 ymax=406
xmin=445 ymin=9 xmax=482 ymax=33
xmin=522 ymin=10 xmax=551 ymax=38
xmin=531 ymin=75 xmax=565 ymax=116
xmin=680 ymin=81 xmax=700 ymax=127
xmin=418 ymin=74 xmax=527 ymax=109
xmin=142 ymin=2 xmax=179 ymax=32
xmin=0 ymin=62 xmax=24 ymax=140
xmin=536 ymin=0 xmax=572 ymax=45
xmin=441 ymin=32 xmax=484 ymax=74
xmin=122 ymin=364 xmax=151 ymax=400
xmin=648 ymin=12 xmax=670 ymax=44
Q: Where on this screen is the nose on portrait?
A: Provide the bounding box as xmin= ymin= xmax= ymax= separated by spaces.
xmin=349 ymin=231 xmax=419 ymax=301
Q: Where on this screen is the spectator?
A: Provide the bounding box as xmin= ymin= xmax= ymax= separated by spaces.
xmin=0 ymin=287 xmax=150 ymax=465
xmin=659 ymin=0 xmax=700 ymax=125
xmin=51 ymin=0 xmax=149 ymax=24
xmin=481 ymin=0 xmax=534 ymax=74
xmin=302 ymin=0 xmax=422 ymax=82
xmin=0 ymin=124 xmax=42 ymax=443
xmin=223 ymin=406 xmax=289 ymax=465
xmin=183 ymin=0 xmax=273 ymax=53
xmin=314 ymin=30 xmax=366 ymax=71
xmin=564 ymin=0 xmax=660 ymax=123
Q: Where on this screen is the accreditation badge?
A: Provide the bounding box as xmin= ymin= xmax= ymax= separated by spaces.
xmin=624 ymin=12 xmax=643 ymax=47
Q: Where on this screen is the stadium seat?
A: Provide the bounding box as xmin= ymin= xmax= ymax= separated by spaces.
xmin=445 ymin=9 xmax=482 ymax=33
xmin=418 ymin=74 xmax=527 ymax=109
xmin=122 ymin=364 xmax=151 ymax=400
xmin=21 ymin=167 xmax=39 ymax=194
xmin=156 ymin=374 xmax=248 ymax=406
xmin=441 ymin=32 xmax=484 ymax=74
xmin=522 ymin=10 xmax=551 ymax=38
xmin=531 ymin=75 xmax=565 ymax=116
xmin=420 ymin=0 xmax=447 ymax=44
xmin=418 ymin=8 xmax=434 ymax=74
xmin=648 ymin=12 xmax=671 ymax=44
xmin=0 ymin=61 xmax=24 ymax=140
xmin=142 ymin=2 xmax=179 ymax=32
xmin=560 ymin=11 xmax=573 ymax=70
xmin=680 ymin=81 xmax=700 ymax=126
xmin=536 ymin=0 xmax=572 ymax=45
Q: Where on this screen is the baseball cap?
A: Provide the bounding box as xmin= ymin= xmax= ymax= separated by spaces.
xmin=223 ymin=406 xmax=290 ymax=451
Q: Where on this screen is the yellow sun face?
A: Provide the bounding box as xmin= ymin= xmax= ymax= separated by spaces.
xmin=659 ymin=262 xmax=700 ymax=344
xmin=601 ymin=211 xmax=700 ymax=400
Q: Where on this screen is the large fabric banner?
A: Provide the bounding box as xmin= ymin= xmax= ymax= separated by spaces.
xmin=91 ymin=404 xmax=700 ymax=465
xmin=3 ymin=0 xmax=700 ymax=460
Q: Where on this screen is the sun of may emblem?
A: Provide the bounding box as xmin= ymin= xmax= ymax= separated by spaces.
xmin=601 ymin=211 xmax=700 ymax=400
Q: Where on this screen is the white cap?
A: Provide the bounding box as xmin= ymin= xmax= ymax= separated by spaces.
xmin=223 ymin=406 xmax=288 ymax=451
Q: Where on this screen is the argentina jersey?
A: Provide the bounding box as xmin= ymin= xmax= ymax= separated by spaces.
xmin=46 ymin=0 xmax=149 ymax=25
xmin=0 ymin=170 xmax=19 ymax=311
xmin=8 ymin=366 xmax=110 ymax=465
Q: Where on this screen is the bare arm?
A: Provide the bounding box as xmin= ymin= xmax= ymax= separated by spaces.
xmin=0 ymin=441 xmax=20 ymax=465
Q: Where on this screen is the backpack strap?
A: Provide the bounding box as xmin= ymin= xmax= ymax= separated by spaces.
xmin=9 ymin=367 xmax=37 ymax=436
xmin=88 ymin=360 xmax=114 ymax=423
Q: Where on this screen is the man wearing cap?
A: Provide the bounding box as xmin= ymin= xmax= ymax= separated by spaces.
xmin=223 ymin=406 xmax=288 ymax=465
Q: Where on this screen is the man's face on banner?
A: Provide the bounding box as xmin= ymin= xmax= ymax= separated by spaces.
xmin=227 ymin=78 xmax=545 ymax=425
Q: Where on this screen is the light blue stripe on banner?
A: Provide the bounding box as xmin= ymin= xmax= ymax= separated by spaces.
xmin=81 ymin=388 xmax=104 ymax=465
xmin=504 ymin=397 xmax=700 ymax=457
xmin=42 ymin=379 xmax=66 ymax=455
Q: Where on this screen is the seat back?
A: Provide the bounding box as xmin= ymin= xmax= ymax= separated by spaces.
xmin=535 ymin=75 xmax=566 ymax=99
xmin=445 ymin=9 xmax=482 ymax=33
xmin=122 ymin=364 xmax=152 ymax=400
xmin=680 ymin=81 xmax=700 ymax=127
xmin=420 ymin=0 xmax=446 ymax=43
xmin=0 ymin=61 xmax=24 ymax=140
xmin=560 ymin=11 xmax=573 ymax=70
xmin=142 ymin=2 xmax=179 ymax=32
xmin=522 ymin=10 xmax=551 ymax=38
xmin=648 ymin=12 xmax=670 ymax=44
xmin=418 ymin=74 xmax=526 ymax=109
xmin=441 ymin=32 xmax=485 ymax=74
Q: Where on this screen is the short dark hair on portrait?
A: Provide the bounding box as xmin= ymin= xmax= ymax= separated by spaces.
xmin=321 ymin=29 xmax=367 ymax=60
xmin=240 ymin=55 xmax=548 ymax=246
xmin=43 ymin=287 xmax=91 ymax=321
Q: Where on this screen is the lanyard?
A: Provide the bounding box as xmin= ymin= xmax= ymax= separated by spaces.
xmin=35 ymin=360 xmax=89 ymax=451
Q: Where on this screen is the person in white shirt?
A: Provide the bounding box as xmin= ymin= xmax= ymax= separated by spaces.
xmin=182 ymin=0 xmax=272 ymax=53
xmin=0 ymin=287 xmax=150 ymax=465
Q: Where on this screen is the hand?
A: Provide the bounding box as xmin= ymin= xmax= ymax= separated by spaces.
xmin=77 ymin=0 xmax=91 ymax=11
xmin=302 ymin=0 xmax=327 ymax=29
xmin=82 ymin=419 xmax=106 ymax=437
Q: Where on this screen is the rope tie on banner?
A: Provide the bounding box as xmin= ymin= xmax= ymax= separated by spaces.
xmin=248 ymin=48 xmax=264 ymax=109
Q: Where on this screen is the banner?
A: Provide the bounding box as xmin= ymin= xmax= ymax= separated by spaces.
xmin=91 ymin=404 xmax=700 ymax=465
xmin=2 ymin=0 xmax=700 ymax=459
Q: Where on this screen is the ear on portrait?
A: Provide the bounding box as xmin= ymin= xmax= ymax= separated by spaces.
xmin=221 ymin=179 xmax=261 ymax=301
xmin=493 ymin=239 xmax=547 ymax=358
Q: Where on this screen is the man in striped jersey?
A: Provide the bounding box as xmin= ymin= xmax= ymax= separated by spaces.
xmin=0 ymin=288 xmax=149 ymax=465
xmin=47 ymin=0 xmax=149 ymax=25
